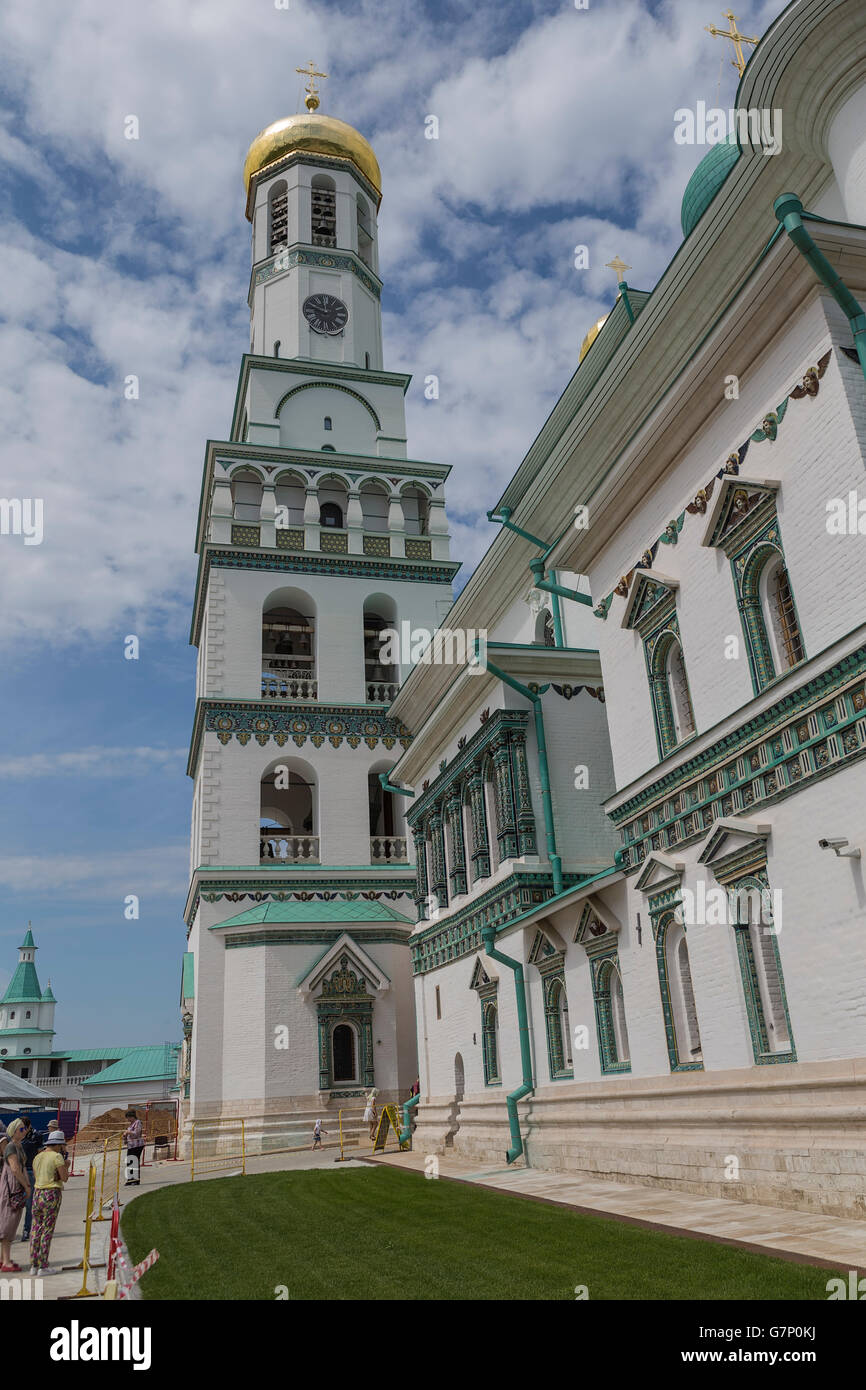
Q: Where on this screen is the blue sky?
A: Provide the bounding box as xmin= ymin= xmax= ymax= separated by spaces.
xmin=0 ymin=0 xmax=780 ymax=1046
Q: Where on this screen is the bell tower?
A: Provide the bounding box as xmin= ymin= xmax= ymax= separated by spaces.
xmin=182 ymin=73 xmax=460 ymax=1148
xmin=245 ymin=63 xmax=384 ymax=371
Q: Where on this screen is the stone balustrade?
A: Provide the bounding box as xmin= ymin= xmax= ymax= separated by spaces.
xmin=370 ymin=835 xmax=408 ymax=863
xmin=260 ymin=832 xmax=320 ymax=863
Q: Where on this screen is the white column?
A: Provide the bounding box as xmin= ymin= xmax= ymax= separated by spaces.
xmin=427 ymin=497 xmax=450 ymax=561
xmin=304 ymin=485 xmax=321 ymax=552
xmin=259 ymin=484 xmax=276 ymax=548
xmin=211 ymin=474 xmax=233 ymax=544
xmin=388 ymin=492 xmax=406 ymax=558
xmin=347 ymin=489 xmax=364 ymax=554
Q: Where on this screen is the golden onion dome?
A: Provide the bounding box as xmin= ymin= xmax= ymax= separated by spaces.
xmin=579 ymin=314 xmax=608 ymax=363
xmin=242 ymin=111 xmax=382 ymax=215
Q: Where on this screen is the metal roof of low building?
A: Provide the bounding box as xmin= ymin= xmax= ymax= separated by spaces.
xmin=81 ymin=1045 xmax=179 ymax=1086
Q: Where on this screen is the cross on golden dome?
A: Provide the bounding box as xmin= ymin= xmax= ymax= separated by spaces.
xmin=704 ymin=10 xmax=759 ymax=76
xmin=605 ymin=256 xmax=632 ymax=285
xmin=296 ymin=59 xmax=329 ymax=112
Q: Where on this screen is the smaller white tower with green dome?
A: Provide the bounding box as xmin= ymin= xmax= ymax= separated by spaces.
xmin=0 ymin=925 xmax=57 ymax=1061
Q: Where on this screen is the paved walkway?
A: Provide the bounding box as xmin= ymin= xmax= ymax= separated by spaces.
xmin=368 ymin=1150 xmax=866 ymax=1272
xmin=10 ymin=1142 xmax=370 ymax=1301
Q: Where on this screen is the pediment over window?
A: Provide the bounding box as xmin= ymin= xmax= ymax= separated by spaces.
xmin=702 ymin=476 xmax=780 ymax=555
xmin=469 ymin=955 xmax=497 ymax=990
xmin=697 ymin=818 xmax=771 ymax=881
xmin=574 ymin=895 xmax=621 ymax=946
xmin=622 ymin=570 xmax=679 ymax=634
xmin=634 ymin=851 xmax=685 ymax=895
xmin=297 ymin=933 xmax=390 ymax=1000
xmin=528 ymin=929 xmax=559 ymax=965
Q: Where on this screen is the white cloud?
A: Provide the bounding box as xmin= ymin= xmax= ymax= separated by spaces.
xmin=0 ymin=845 xmax=188 ymax=899
xmin=0 ymin=747 xmax=186 ymax=778
xmin=0 ymin=0 xmax=784 ymax=649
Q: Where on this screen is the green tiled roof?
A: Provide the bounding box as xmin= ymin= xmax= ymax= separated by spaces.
xmin=211 ymin=900 xmax=413 ymax=929
xmin=20 ymin=928 xmax=35 ymax=949
xmin=1 ymin=959 xmax=43 ymax=1004
xmin=41 ymin=983 xmax=56 ymax=1002
xmin=181 ymin=952 xmax=194 ymax=1001
xmin=63 ymin=1046 xmax=146 ymax=1063
xmin=81 ymin=1044 xmax=179 ymax=1086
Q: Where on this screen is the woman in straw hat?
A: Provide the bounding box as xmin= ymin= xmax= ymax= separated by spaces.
xmin=29 ymin=1129 xmax=68 ymax=1277
xmin=0 ymin=1119 xmax=31 ymax=1271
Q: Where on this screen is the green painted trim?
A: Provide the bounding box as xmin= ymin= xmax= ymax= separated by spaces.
xmin=250 ymin=243 xmax=382 ymax=302
xmin=190 ymin=544 xmax=459 ymax=647
xmin=274 ymin=380 xmax=382 ymax=432
xmin=222 ymin=928 xmax=410 ymax=949
xmin=613 ymin=643 xmax=866 ymax=868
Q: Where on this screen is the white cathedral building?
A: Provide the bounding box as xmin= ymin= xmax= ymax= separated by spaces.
xmin=184 ymin=0 xmax=866 ymax=1216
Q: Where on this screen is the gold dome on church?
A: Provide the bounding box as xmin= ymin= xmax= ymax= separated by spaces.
xmin=243 ymin=111 xmax=382 ymax=213
xmin=579 ymin=314 xmax=609 ymax=363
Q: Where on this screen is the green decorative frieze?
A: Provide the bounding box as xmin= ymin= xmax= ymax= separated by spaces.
xmin=189 ymin=699 xmax=412 ymax=773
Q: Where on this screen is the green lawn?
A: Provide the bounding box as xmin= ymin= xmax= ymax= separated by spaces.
xmin=122 ymin=1165 xmax=838 ymax=1300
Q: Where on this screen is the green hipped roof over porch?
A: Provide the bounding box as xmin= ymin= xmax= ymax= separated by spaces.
xmin=209 ymin=899 xmax=413 ymax=929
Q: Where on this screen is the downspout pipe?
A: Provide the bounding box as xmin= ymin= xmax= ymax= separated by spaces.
xmin=378 ymin=772 xmax=414 ymax=798
xmin=481 ymin=926 xmax=533 ymax=1165
xmin=478 ymin=645 xmax=563 ymax=895
xmin=774 ymin=193 xmax=866 ymax=386
xmin=487 ymin=508 xmax=565 ymax=647
xmin=399 ymin=1091 xmax=420 ymax=1146
xmin=529 ymin=556 xmax=593 ymax=607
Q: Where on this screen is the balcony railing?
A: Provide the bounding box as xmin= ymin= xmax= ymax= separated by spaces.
xmin=262 ymin=666 xmax=318 ymax=699
xmin=260 ymin=832 xmax=320 ymax=863
xmin=370 ymin=836 xmax=408 ymax=863
xmin=366 ymin=680 xmax=399 ymax=703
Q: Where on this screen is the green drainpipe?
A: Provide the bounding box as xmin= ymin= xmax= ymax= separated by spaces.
xmin=378 ymin=772 xmax=414 ymax=798
xmin=399 ymin=1091 xmax=420 ymax=1146
xmin=479 ymin=645 xmax=563 ymax=896
xmin=480 ymin=925 xmax=533 ymax=1164
xmin=529 ymin=556 xmax=593 ymax=607
xmin=774 ymin=193 xmax=866 ymax=386
xmin=487 ymin=508 xmax=565 ymax=648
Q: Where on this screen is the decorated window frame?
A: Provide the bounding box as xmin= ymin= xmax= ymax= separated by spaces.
xmin=623 ymin=572 xmax=696 ymax=761
xmin=471 ymin=957 xmax=501 ymax=1086
xmin=702 ymin=477 xmax=805 ymax=695
xmin=575 ymin=902 xmax=630 ymax=1075
xmin=529 ymin=930 xmax=573 ymax=1080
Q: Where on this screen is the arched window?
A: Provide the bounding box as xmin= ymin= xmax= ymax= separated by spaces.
xmin=732 ymin=880 xmax=793 ymax=1059
xmin=323 ymin=416 xmax=332 ymax=431
xmin=482 ymin=758 xmax=501 ymax=872
xmin=544 ymin=976 xmax=573 ymax=1079
xmin=231 ymin=470 xmax=263 ymax=522
xmin=311 ymin=175 xmax=336 ymax=248
xmin=534 ymin=608 xmax=555 ymax=647
xmin=482 ymin=1001 xmax=500 ymax=1084
xmin=401 ymin=486 xmax=429 ymax=536
xmin=269 ymin=180 xmax=288 ymax=253
xmin=595 ymin=959 xmax=630 ymax=1073
xmin=274 ymin=474 xmax=305 ymax=529
xmin=356 ymin=194 xmax=373 ymax=267
xmin=659 ymin=918 xmax=702 ymax=1069
xmin=360 ymin=483 xmax=389 ymax=533
xmin=666 ymin=639 xmax=695 ymax=743
xmin=761 ymin=555 xmax=804 ymax=674
xmin=364 ymin=599 xmax=399 ymax=699
xmin=368 ymin=766 xmax=407 ymax=862
xmin=332 ymin=1023 xmax=357 ymax=1082
xmin=365 ymin=352 xmax=371 ymax=369
xmin=454 ymin=1052 xmax=465 ymax=1101
xmin=320 ymin=500 xmax=343 ymax=527
xmin=261 ymin=600 xmax=315 ymax=696
xmin=259 ymin=759 xmax=318 ymax=862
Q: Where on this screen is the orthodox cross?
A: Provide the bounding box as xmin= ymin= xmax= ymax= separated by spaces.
xmin=605 ymin=256 xmax=632 ymax=285
xmin=296 ymin=59 xmax=329 ymax=111
xmin=704 ymin=10 xmax=759 ymax=76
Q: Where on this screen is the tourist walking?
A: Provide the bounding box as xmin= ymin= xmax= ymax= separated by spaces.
xmin=124 ymin=1111 xmax=145 ymax=1186
xmin=364 ymin=1089 xmax=378 ymax=1142
xmin=0 ymin=1119 xmax=31 ymax=1271
xmin=19 ymin=1119 xmax=44 ymax=1243
xmin=311 ymin=1118 xmax=327 ymax=1150
xmin=29 ymin=1130 xmax=68 ymax=1277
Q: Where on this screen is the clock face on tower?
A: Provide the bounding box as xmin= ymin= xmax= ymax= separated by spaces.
xmin=302 ymin=293 xmax=349 ymax=336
